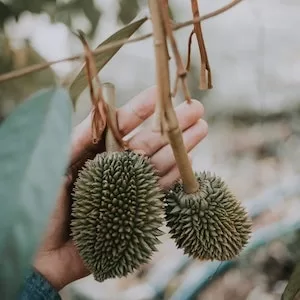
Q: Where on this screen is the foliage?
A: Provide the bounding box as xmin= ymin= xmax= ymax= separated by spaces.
xmin=0 ymin=87 xmax=72 ymax=299
xmin=0 ymin=0 xmax=148 ymax=36
xmin=69 ymin=17 xmax=147 ymax=103
xmin=0 ymin=0 xmax=101 ymax=37
xmin=0 ymin=34 xmax=56 ymax=120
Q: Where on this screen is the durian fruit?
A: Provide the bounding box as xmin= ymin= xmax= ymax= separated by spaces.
xmin=165 ymin=171 xmax=251 ymax=261
xmin=71 ymin=150 xmax=165 ymax=282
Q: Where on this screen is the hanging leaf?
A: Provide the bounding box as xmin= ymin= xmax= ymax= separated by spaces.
xmin=69 ymin=17 xmax=147 ymax=105
xmin=0 ymin=87 xmax=72 ymax=300
xmin=282 ymin=261 xmax=300 ymax=300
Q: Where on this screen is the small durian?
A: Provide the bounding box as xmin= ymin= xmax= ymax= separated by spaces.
xmin=71 ymin=150 xmax=165 ymax=282
xmin=165 ymin=171 xmax=251 ymax=261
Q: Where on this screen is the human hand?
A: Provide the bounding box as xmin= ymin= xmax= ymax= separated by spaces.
xmin=33 ymin=86 xmax=208 ymax=291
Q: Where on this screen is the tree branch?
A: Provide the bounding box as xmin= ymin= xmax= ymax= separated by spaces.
xmin=77 ymin=31 xmax=106 ymax=144
xmin=149 ymin=0 xmax=199 ymax=194
xmin=0 ymin=0 xmax=244 ymax=84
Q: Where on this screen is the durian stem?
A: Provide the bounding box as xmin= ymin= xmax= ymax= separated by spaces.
xmin=148 ymin=0 xmax=199 ymax=194
xmin=102 ymin=83 xmax=122 ymax=152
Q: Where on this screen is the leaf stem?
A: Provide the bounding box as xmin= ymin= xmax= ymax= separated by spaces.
xmin=149 ymin=0 xmax=199 ymax=194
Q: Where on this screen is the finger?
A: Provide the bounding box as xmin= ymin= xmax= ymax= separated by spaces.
xmin=152 ymin=119 xmax=208 ymax=175
xmin=70 ymin=86 xmax=157 ymax=164
xmin=117 ymin=86 xmax=157 ymax=136
xmin=159 ymin=155 xmax=193 ymax=190
xmin=127 ymin=100 xmax=204 ymax=156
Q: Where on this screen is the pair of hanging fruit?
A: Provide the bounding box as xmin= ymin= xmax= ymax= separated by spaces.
xmin=71 ymin=116 xmax=251 ymax=282
xmin=70 ymin=0 xmax=252 ymax=282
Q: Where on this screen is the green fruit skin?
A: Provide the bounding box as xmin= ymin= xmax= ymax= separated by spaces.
xmin=165 ymin=171 xmax=252 ymax=261
xmin=71 ymin=151 xmax=165 ymax=282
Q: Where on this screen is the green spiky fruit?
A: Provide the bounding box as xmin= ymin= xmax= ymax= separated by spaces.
xmin=165 ymin=171 xmax=251 ymax=261
xmin=71 ymin=150 xmax=165 ymax=282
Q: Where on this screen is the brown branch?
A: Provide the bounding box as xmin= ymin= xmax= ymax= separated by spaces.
xmin=191 ymin=0 xmax=212 ymax=90
xmin=77 ymin=31 xmax=106 ymax=144
xmin=161 ymin=0 xmax=191 ymax=103
xmin=0 ymin=0 xmax=244 ymax=84
xmin=150 ymin=2 xmax=168 ymax=135
xmin=149 ymin=0 xmax=199 ymax=194
xmin=78 ymin=32 xmax=125 ymax=148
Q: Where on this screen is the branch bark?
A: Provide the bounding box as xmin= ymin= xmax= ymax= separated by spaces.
xmin=148 ymin=0 xmax=199 ymax=194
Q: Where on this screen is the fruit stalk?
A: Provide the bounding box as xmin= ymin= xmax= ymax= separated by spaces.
xmin=148 ymin=0 xmax=199 ymax=194
xmin=102 ymin=83 xmax=122 ymax=152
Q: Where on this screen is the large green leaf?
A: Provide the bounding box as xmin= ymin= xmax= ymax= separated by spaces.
xmin=0 ymin=87 xmax=72 ymax=299
xmin=282 ymin=261 xmax=300 ymax=300
xmin=69 ymin=17 xmax=147 ymax=104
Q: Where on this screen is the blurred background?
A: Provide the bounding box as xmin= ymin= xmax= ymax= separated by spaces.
xmin=1 ymin=0 xmax=300 ymax=299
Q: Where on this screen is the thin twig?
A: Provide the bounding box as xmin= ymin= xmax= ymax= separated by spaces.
xmin=77 ymin=31 xmax=106 ymax=144
xmin=191 ymin=0 xmax=212 ymax=90
xmin=201 ymin=0 xmax=243 ymax=20
xmin=161 ymin=0 xmax=191 ymax=103
xmin=149 ymin=0 xmax=199 ymax=194
xmin=78 ymin=32 xmax=125 ymax=148
xmin=186 ymin=30 xmax=195 ymax=71
xmin=0 ymin=0 xmax=244 ymax=84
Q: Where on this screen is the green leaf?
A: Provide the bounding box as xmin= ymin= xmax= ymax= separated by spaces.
xmin=282 ymin=261 xmax=300 ymax=300
xmin=0 ymin=87 xmax=72 ymax=300
xmin=69 ymin=17 xmax=147 ymax=105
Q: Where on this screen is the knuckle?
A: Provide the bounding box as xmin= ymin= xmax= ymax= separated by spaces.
xmin=190 ymin=99 xmax=205 ymax=116
xmin=199 ymin=119 xmax=208 ymax=136
xmin=136 ymin=137 xmax=154 ymax=156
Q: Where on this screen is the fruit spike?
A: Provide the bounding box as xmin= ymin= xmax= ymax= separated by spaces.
xmin=165 ymin=171 xmax=251 ymax=261
xmin=71 ymin=150 xmax=165 ymax=281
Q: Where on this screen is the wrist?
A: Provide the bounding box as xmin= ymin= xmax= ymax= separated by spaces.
xmin=34 ymin=254 xmax=70 ymax=291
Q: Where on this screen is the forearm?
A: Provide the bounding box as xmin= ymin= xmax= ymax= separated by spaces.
xmin=19 ymin=268 xmax=61 ymax=300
